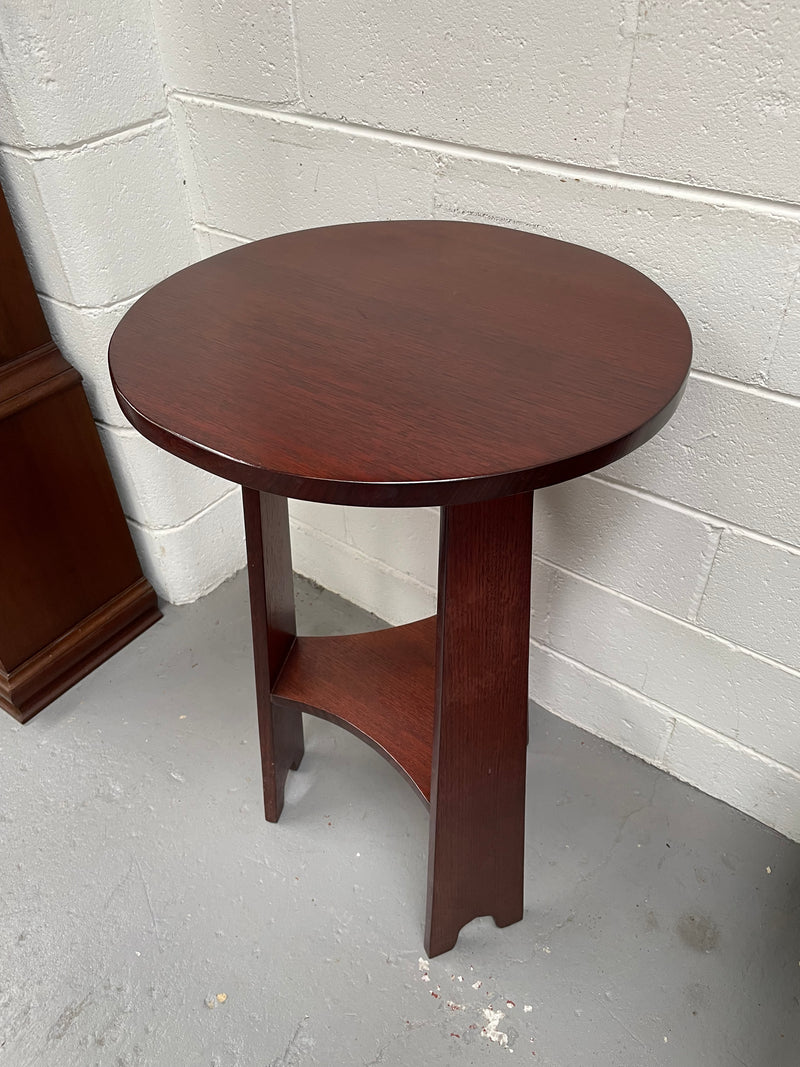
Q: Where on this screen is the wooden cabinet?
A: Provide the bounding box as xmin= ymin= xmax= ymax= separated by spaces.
xmin=0 ymin=183 xmax=160 ymax=722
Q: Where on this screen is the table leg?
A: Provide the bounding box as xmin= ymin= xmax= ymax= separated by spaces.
xmin=242 ymin=488 xmax=304 ymax=822
xmin=425 ymin=491 xmax=533 ymax=957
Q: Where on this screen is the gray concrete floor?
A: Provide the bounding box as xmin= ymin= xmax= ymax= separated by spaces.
xmin=2 ymin=571 xmax=799 ymax=1067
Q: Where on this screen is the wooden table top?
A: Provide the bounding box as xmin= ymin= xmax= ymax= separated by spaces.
xmin=109 ymin=221 xmax=691 ymax=507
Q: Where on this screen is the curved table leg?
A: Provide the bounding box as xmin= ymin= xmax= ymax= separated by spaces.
xmin=425 ymin=492 xmax=533 ymax=957
xmin=243 ymin=488 xmax=304 ymax=822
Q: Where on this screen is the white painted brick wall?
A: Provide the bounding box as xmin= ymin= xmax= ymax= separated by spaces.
xmin=289 ymin=508 xmax=436 ymax=626
xmin=618 ymin=0 xmax=800 ymax=202
xmin=0 ymin=124 xmax=195 ymax=305
xmin=531 ymin=561 xmax=800 ymax=768
xmin=37 ymin=295 xmax=136 ymax=426
xmin=150 ymin=0 xmax=298 ymax=105
xmin=766 ymin=273 xmax=800 ymax=395
xmin=129 ymin=488 xmax=246 ymax=605
xmin=534 ymin=478 xmax=720 ymax=618
xmin=0 ymin=3 xmax=165 ymax=147
xmin=529 ymin=641 xmax=676 ymax=769
xmin=696 ymin=533 xmax=800 ymax=671
xmin=96 ymin=426 xmax=234 ymax=530
xmin=288 ymin=501 xmax=439 ymax=625
xmin=2 ymin=1 xmax=799 ymax=838
xmin=171 ymin=99 xmax=438 ymax=239
xmin=294 ymin=0 xmax=635 ymax=167
xmin=607 ymin=378 xmax=800 ymax=545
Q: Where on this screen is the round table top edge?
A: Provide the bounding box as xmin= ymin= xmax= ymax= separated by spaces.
xmin=112 ymin=368 xmax=690 ymax=508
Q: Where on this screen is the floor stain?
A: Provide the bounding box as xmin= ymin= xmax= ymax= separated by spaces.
xmin=677 ymin=914 xmax=720 ymax=953
xmin=644 ymin=909 xmax=659 ymax=932
xmin=47 ymin=994 xmax=93 ymax=1041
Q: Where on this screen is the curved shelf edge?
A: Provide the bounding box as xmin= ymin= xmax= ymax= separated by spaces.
xmin=271 ymin=617 xmax=437 ymax=806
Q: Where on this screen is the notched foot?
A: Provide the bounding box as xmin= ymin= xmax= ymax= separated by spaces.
xmin=425 ymin=929 xmax=460 ymax=958
xmin=493 ymin=908 xmax=524 ymax=930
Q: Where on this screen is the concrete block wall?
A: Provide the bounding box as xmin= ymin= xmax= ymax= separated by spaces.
xmin=1 ymin=3 xmax=798 ymax=840
xmin=0 ymin=3 xmax=246 ymax=605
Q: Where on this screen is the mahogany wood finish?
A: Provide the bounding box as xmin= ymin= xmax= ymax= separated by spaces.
xmin=109 ymin=221 xmax=691 ymax=508
xmin=273 ymin=617 xmax=436 ymax=804
xmin=109 ymin=221 xmax=692 ymax=955
xmin=426 ymin=493 xmax=533 ymax=956
xmin=0 ymin=183 xmax=160 ymax=722
xmin=242 ymin=488 xmax=304 ymax=821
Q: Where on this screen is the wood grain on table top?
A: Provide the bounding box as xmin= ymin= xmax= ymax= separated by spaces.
xmin=109 ymin=220 xmax=691 ymax=507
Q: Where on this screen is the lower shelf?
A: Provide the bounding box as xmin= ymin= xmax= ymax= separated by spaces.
xmin=272 ymin=616 xmax=437 ymax=805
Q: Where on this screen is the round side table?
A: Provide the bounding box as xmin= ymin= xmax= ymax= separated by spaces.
xmin=109 ymin=221 xmax=691 ymax=956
